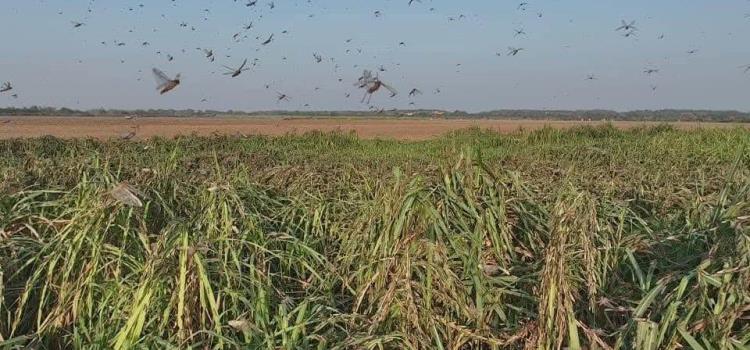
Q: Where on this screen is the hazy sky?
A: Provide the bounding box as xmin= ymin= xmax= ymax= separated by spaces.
xmin=1 ymin=0 xmax=749 ymax=112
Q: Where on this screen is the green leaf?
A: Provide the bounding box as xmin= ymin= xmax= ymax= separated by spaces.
xmin=678 ymin=327 xmax=705 ymax=350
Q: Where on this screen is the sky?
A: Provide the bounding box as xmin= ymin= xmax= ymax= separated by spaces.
xmin=1 ymin=0 xmax=749 ymax=112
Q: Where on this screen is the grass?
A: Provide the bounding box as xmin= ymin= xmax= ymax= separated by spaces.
xmin=1 ymin=124 xmax=749 ymax=349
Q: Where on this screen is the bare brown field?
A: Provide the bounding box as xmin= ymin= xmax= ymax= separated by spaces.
xmin=1 ymin=116 xmax=748 ymax=140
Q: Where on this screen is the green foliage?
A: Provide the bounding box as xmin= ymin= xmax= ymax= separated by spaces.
xmin=1 ymin=126 xmax=749 ymax=349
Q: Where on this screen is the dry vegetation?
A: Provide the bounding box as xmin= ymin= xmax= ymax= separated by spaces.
xmin=1 ymin=116 xmax=749 ymax=140
xmin=1 ymin=125 xmax=749 ymax=349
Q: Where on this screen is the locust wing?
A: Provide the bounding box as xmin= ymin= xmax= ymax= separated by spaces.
xmin=110 ymin=182 xmax=143 ymax=207
xmin=381 ymin=82 xmax=398 ymax=97
xmin=152 ymin=68 xmax=172 ymax=90
xmin=355 ymin=70 xmax=374 ymax=88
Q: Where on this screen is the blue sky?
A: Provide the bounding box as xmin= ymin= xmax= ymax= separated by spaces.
xmin=1 ymin=0 xmax=749 ymax=112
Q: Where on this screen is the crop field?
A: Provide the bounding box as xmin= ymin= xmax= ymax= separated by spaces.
xmin=1 ymin=125 xmax=749 ymax=349
xmin=2 ymin=116 xmax=749 ymax=140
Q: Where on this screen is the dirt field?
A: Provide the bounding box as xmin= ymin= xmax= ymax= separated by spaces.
xmin=1 ymin=116 xmax=748 ymax=140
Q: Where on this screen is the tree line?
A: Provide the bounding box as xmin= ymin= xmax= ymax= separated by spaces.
xmin=1 ymin=106 xmax=749 ymax=122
